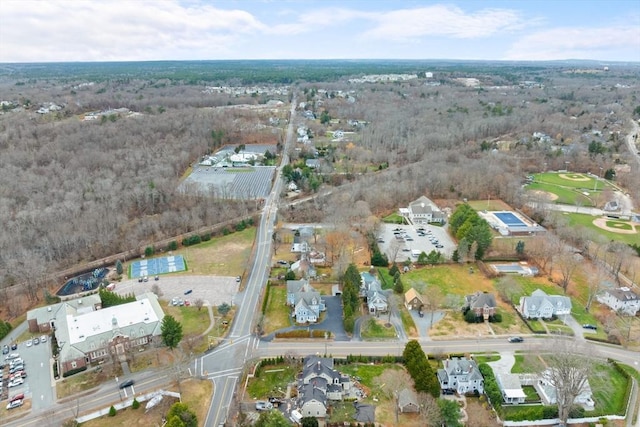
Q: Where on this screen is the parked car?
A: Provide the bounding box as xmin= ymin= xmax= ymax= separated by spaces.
xmin=25 ymin=339 xmax=33 ymax=347
xmin=184 ymin=300 xmax=191 ymax=306
xmin=143 ymin=276 xmax=149 ymax=282
xmin=8 ymin=378 xmax=24 ymax=387
xmin=40 ymin=335 xmax=47 ymax=343
xmin=6 ymin=399 xmax=23 ymax=410
xmin=10 ymin=358 xmax=24 ymax=366
xmin=2 ymin=345 xmax=8 ymax=354
xmin=6 ymin=352 xmax=20 ymax=360
xmin=154 ymin=275 xmax=159 ymax=281
xmin=10 ymin=393 xmax=25 ymax=402
xmin=184 ymin=289 xmax=193 ymax=295
xmin=236 ymin=276 xmax=241 ymax=282
xmin=255 ymin=401 xmax=273 ymax=411
xmin=10 ymin=365 xmax=25 ymax=374
xmin=508 ymin=336 xmax=524 ymax=343
xmin=10 ymin=343 xmax=17 ymax=350
xmin=582 ymin=324 xmax=597 ymax=330
xmin=119 ymin=379 xmax=135 ymax=389
xmin=138 ymin=277 xmax=143 ymax=283
xmin=33 ymin=337 xmax=39 ymax=345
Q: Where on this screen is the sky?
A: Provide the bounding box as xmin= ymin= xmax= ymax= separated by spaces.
xmin=0 ymin=0 xmax=639 ymax=63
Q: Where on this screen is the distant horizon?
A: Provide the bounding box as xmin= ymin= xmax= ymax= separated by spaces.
xmin=1 ymin=1 xmax=638 ymax=63
xmin=1 ymin=58 xmax=638 ymax=65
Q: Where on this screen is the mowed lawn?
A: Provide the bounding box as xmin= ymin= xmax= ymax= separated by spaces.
xmin=401 ymin=264 xmax=496 ymax=296
xmin=561 ymin=213 xmax=639 ymax=245
xmin=466 ymin=199 xmax=514 ymax=211
xmin=526 ymin=182 xmax=595 ymax=206
xmin=262 ymin=284 xmax=291 ymax=333
xmin=533 ymin=172 xmax=608 ymax=190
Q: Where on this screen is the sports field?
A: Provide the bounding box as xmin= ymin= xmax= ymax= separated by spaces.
xmin=560 ymin=212 xmax=639 ymax=245
xmin=525 ymin=172 xmax=614 ymax=206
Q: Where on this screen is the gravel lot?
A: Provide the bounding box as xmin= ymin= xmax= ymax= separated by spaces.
xmin=114 ymin=275 xmax=239 ymax=307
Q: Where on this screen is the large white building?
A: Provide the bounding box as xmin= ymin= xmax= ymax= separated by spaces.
xmin=597 ymin=287 xmax=640 ymax=315
xmin=28 ymin=292 xmax=165 ymax=375
xmin=400 ymin=196 xmax=446 ymax=225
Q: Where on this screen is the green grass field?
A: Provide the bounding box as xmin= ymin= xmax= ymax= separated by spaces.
xmin=360 ymin=317 xmax=397 ymax=339
xmin=262 ymin=284 xmax=291 ymax=333
xmin=526 ymin=182 xmax=595 ymax=206
xmin=533 ymin=172 xmax=607 ymax=190
xmin=560 ymin=213 xmax=639 ymax=245
xmin=401 ymin=264 xmax=496 ymax=296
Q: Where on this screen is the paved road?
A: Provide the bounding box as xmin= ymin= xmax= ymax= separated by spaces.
xmin=200 ymin=97 xmax=297 ymax=426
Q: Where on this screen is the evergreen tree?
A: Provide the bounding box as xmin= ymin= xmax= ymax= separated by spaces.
xmin=161 ymin=315 xmax=183 ymax=350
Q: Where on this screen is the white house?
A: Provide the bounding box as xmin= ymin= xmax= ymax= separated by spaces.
xmin=403 ymin=196 xmax=446 ymax=225
xmin=597 ymin=287 xmax=640 ymax=315
xmin=286 ymin=280 xmax=325 ymax=324
xmin=360 ymin=272 xmax=388 ymax=314
xmin=519 ymin=289 xmax=572 ymax=319
xmin=496 ymin=373 xmax=527 ymax=404
xmin=437 ymin=357 xmax=484 ymax=394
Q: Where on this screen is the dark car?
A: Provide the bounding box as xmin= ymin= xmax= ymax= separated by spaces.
xmin=184 ymin=289 xmax=193 ymax=295
xmin=119 ymin=379 xmax=135 ymax=389
xmin=10 ymin=343 xmax=17 ymax=350
xmin=154 ymin=275 xmax=159 ymax=281
xmin=508 ymin=336 xmax=524 ymax=343
xmin=582 ymin=324 xmax=597 ymax=330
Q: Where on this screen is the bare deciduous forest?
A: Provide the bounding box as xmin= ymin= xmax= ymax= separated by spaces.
xmin=0 ymin=60 xmax=639 ymax=313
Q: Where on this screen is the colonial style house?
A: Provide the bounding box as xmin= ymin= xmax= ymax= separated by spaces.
xmin=400 ymin=196 xmax=446 ymax=225
xmin=28 ymin=293 xmax=164 ymax=376
xmin=519 ymin=289 xmax=572 ymax=319
xmin=297 ymin=356 xmax=353 ymax=418
xmin=597 ymin=287 xmax=640 ymax=315
xmin=464 ymin=292 xmax=497 ymax=320
xmin=397 ymin=388 xmax=419 ymax=413
xmin=404 ymin=288 xmax=424 ymax=311
xmin=360 ymin=271 xmax=388 ymax=314
xmin=437 ymin=357 xmax=484 ymax=394
xmin=286 ymin=279 xmax=325 ymax=324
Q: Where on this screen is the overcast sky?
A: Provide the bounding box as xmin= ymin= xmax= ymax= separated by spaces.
xmin=1 ymin=0 xmax=639 ymax=63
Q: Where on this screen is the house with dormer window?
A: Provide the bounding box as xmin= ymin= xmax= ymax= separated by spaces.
xmin=297 ymin=355 xmax=353 ymax=418
xmin=519 ymin=289 xmax=572 ymax=319
xmin=286 ymin=279 xmax=325 ymax=323
xmin=437 ymin=357 xmax=484 ymax=394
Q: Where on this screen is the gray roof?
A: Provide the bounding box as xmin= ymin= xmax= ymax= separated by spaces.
xmin=522 ymin=289 xmax=571 ymax=316
xmin=606 ymin=287 xmax=639 ymax=302
xmin=354 ymin=403 xmax=375 ymax=423
xmin=439 ymin=357 xmax=483 ymax=382
xmin=397 ymin=388 xmax=418 ymax=408
xmin=465 ymin=292 xmax=497 ymax=309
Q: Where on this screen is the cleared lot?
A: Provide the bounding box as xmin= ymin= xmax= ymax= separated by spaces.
xmin=115 ymin=275 xmax=239 ymax=307
xmin=377 ymin=224 xmax=456 ymax=263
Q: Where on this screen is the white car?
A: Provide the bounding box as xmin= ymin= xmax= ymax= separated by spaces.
xmin=8 ymin=378 xmax=24 ymax=387
xmin=6 ymin=399 xmax=23 ymax=410
xmin=26 ymin=339 xmax=33 ymax=347
xmin=40 ymin=335 xmax=47 ymax=343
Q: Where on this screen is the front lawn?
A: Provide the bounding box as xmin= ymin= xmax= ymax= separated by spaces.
xmin=262 ymin=284 xmax=291 ymax=334
xmin=588 ymin=361 xmax=630 ymax=416
xmin=247 ymin=364 xmax=296 ymax=399
xmin=360 ymin=317 xmax=397 ymax=339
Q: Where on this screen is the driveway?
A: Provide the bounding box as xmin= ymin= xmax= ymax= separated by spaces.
xmin=560 ymin=314 xmax=586 ymax=341
xmin=308 ymin=296 xmax=348 ymax=341
xmin=409 ymin=310 xmax=445 ymax=340
xmin=261 ymin=296 xmax=348 ymax=342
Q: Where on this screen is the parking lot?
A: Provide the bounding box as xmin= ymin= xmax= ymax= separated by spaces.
xmin=2 ymin=334 xmax=55 ymax=412
xmin=377 ymin=223 xmax=456 ymax=263
xmin=114 ymin=275 xmax=240 ymax=308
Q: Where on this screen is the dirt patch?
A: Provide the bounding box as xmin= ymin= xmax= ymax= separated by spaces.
xmin=593 ymin=218 xmax=638 ymax=235
xmin=529 ymin=189 xmax=559 ymax=201
xmin=558 ymin=173 xmax=590 ymax=181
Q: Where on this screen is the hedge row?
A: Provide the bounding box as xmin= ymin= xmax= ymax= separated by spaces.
xmin=63 ymin=365 xmax=88 ymax=378
xmin=609 ymin=358 xmax=633 ymax=415
xmin=275 ymin=329 xmax=330 ymax=339
xmin=338 ymin=354 xmax=403 ymax=365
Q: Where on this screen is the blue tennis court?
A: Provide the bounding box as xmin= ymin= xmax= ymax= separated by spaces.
xmin=130 ymin=255 xmax=186 ymax=278
xmin=494 ymin=212 xmax=526 ymax=227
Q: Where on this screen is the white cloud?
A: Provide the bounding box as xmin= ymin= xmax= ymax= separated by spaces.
xmin=506 ymin=26 xmax=640 ymax=61
xmin=0 ymin=0 xmax=267 ymax=61
xmin=361 ymin=5 xmax=527 ymax=41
